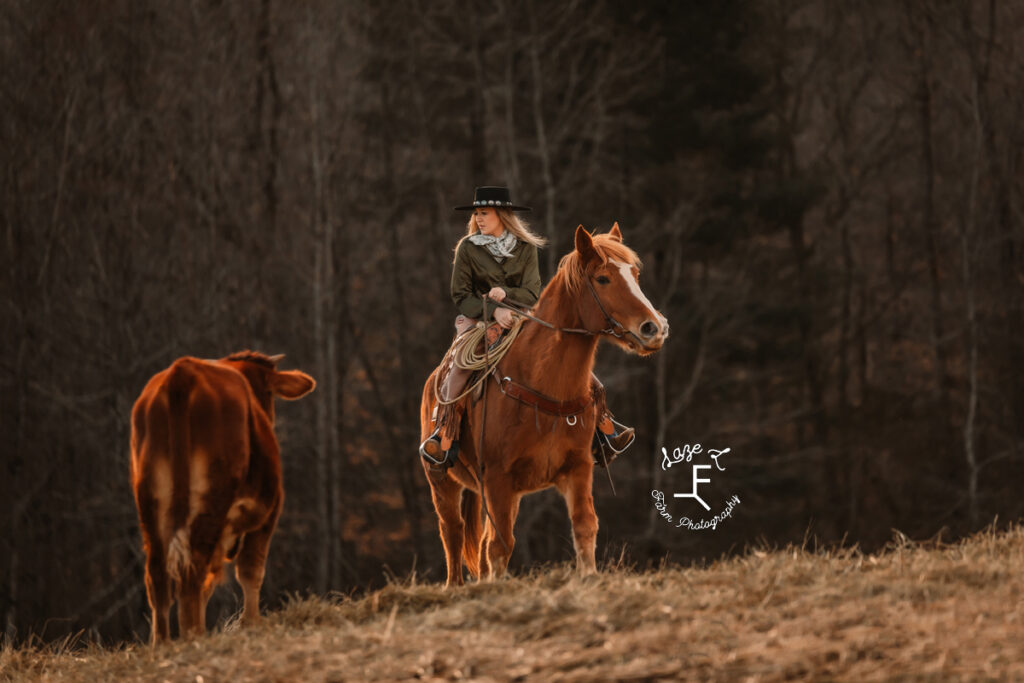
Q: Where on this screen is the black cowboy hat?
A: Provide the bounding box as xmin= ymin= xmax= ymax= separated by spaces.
xmin=454 ymin=186 xmax=532 ymax=212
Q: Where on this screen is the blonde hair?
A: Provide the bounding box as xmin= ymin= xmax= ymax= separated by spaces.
xmin=463 ymin=209 xmax=547 ymax=248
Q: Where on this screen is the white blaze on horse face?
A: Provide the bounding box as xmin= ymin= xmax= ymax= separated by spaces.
xmin=611 ymin=259 xmax=668 ymax=330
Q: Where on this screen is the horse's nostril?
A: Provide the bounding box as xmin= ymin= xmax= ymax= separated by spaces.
xmin=640 ymin=321 xmax=658 ymax=339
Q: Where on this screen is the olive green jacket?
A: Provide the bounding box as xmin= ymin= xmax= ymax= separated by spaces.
xmin=451 ymin=238 xmax=541 ymax=319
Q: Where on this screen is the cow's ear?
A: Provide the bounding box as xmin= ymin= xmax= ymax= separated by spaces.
xmin=272 ymin=370 xmax=316 ymax=399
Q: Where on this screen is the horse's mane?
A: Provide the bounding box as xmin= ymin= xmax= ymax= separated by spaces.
xmin=553 ymin=232 xmax=642 ymax=296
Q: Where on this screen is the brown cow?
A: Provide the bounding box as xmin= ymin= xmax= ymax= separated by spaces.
xmin=130 ymin=351 xmax=315 ymax=644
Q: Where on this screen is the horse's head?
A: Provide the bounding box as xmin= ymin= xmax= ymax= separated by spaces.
xmin=562 ymin=224 xmax=669 ymax=356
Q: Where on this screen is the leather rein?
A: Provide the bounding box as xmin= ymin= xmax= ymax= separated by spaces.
xmin=484 ymin=274 xmax=647 ymax=419
xmin=495 ymin=275 xmax=648 ymax=348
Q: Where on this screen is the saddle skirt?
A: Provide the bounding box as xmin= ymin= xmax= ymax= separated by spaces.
xmin=432 ymin=320 xmax=518 ymax=448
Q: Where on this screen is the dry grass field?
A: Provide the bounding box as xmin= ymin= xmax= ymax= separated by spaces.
xmin=3 ymin=526 xmax=1023 ymax=682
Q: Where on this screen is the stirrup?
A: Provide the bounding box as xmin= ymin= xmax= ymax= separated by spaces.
xmin=420 ymin=430 xmax=459 ymax=471
xmin=601 ymin=418 xmax=635 ymax=455
xmin=593 ymin=418 xmax=635 ymax=467
xmin=419 ymin=430 xmax=444 ymax=463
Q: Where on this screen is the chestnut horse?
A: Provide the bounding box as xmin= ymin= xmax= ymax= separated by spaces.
xmin=419 ymin=224 xmax=669 ymax=585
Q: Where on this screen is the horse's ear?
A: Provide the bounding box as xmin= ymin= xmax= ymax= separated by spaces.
xmin=609 ymin=222 xmax=622 ymax=242
xmin=574 ymin=225 xmax=599 ymax=263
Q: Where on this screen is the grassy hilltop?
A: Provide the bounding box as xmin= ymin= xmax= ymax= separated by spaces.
xmin=3 ymin=526 xmax=1023 ymax=681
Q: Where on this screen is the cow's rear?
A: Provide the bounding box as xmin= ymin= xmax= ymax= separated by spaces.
xmin=131 ymin=352 xmax=314 ymax=644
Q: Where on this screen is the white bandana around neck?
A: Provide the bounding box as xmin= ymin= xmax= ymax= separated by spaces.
xmin=469 ymin=229 xmax=518 ymax=262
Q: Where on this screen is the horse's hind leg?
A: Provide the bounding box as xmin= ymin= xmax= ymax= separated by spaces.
xmin=425 ymin=469 xmax=466 ymax=587
xmin=478 ymin=525 xmax=491 ymax=578
xmin=556 ymin=466 xmax=599 ymax=574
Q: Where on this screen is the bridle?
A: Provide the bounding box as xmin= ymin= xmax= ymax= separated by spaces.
xmin=483 ymin=265 xmax=655 ymax=423
xmin=580 ymin=273 xmax=651 ymax=349
xmin=495 ymin=266 xmax=650 ymax=350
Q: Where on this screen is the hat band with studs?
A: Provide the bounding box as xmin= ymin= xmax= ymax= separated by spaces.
xmin=454 ymin=186 xmax=531 ymax=211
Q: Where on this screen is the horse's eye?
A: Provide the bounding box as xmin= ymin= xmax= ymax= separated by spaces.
xmin=596 ymin=275 xmax=611 ymax=285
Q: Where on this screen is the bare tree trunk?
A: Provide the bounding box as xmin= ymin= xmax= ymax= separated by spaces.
xmin=916 ymin=39 xmax=952 ymax=410
xmin=961 ymin=185 xmax=980 ymax=528
xmin=499 ymin=0 xmax=521 ymax=191
xmin=309 ymin=76 xmax=334 ymax=593
xmin=885 ymin=193 xmax=897 ymax=286
xmin=3 ymin=323 xmax=29 ymax=641
xmin=527 ymin=0 xmax=557 ymax=274
xmin=960 ymin=34 xmax=987 ymax=528
xmin=4 ymin=546 xmax=15 ymax=642
xmin=838 ymin=208 xmax=855 ymax=531
xmin=378 ymin=81 xmax=428 ymax=562
xmin=971 ymin=0 xmax=1024 ymax=429
xmin=256 ymin=0 xmax=280 ymax=240
xmin=469 ymin=37 xmax=488 ymax=182
xmin=648 ymin=244 xmax=706 ymax=535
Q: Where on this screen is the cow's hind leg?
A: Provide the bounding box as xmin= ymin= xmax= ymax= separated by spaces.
xmin=137 ymin=496 xmax=172 ymax=644
xmin=425 ymin=466 xmax=466 ymax=587
xmin=143 ymin=545 xmax=172 ymax=644
xmin=176 ymin=510 xmax=229 ymax=636
xmin=556 ymin=464 xmax=599 ymax=574
xmin=234 ymin=499 xmax=282 ymax=625
xmin=199 ymin=557 xmax=227 ymax=632
xmin=177 ymin=569 xmax=206 ymax=638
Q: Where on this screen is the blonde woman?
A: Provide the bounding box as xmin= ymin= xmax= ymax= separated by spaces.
xmin=421 ymin=186 xmax=633 ymax=469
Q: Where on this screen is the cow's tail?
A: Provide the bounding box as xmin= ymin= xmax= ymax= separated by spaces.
xmin=165 ymin=361 xmax=194 ymax=589
xmin=461 ymin=489 xmax=483 ymax=579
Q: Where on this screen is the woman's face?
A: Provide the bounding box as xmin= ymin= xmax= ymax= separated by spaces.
xmin=473 ymin=208 xmax=503 ymax=236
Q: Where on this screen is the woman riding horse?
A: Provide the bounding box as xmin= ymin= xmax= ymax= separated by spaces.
xmin=420 ymin=222 xmax=668 ymax=583
xmin=419 ymin=186 xmax=635 ymax=470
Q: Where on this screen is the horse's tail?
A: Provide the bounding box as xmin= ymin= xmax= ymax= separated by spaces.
xmin=461 ymin=489 xmax=483 ymax=579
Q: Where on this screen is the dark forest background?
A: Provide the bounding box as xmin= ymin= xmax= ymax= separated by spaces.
xmin=2 ymin=0 xmax=1022 ymax=644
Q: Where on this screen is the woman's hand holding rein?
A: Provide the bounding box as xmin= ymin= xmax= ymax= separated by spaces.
xmin=486 ymin=288 xmax=514 ymax=328
xmin=493 ymin=307 xmax=515 ymax=329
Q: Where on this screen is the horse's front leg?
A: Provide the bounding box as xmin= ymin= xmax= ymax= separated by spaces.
xmin=481 ymin=483 xmax=520 ymax=580
xmin=425 ymin=467 xmax=466 ymax=587
xmin=556 ymin=461 xmax=599 ymax=574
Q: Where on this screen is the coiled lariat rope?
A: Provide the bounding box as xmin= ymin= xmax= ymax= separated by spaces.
xmin=432 ymin=315 xmax=525 ymax=406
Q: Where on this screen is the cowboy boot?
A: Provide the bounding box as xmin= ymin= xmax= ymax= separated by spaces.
xmin=419 ymin=403 xmax=463 ymax=471
xmin=420 ymin=428 xmax=445 ymax=464
xmin=593 ymin=414 xmax=636 ymax=467
xmin=420 ymin=429 xmax=460 ymax=471
xmin=588 ymin=374 xmax=633 ymax=466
